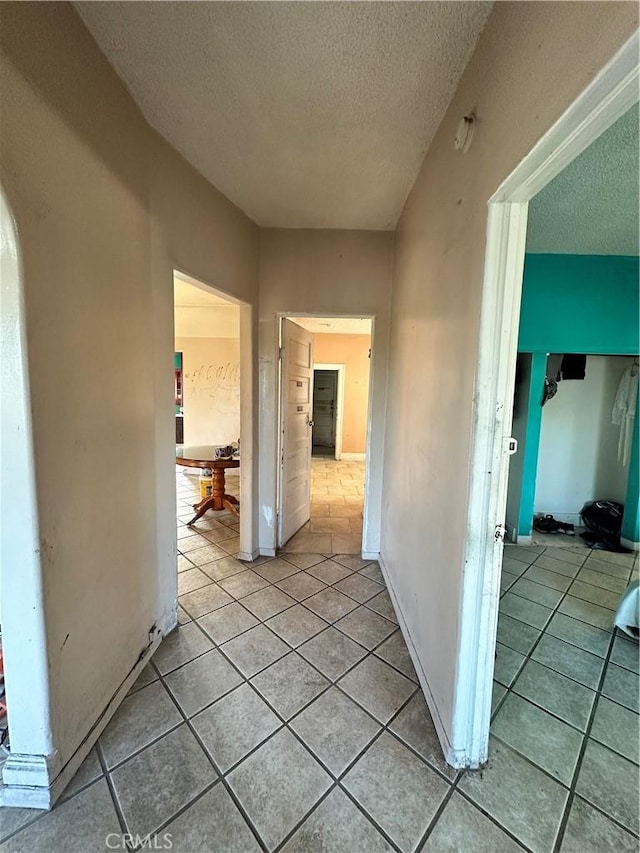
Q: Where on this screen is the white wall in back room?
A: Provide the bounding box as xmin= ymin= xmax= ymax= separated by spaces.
xmin=534 ymin=355 xmax=634 ymax=522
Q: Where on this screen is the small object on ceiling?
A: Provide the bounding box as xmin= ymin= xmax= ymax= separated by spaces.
xmin=454 ymin=114 xmax=476 ymax=153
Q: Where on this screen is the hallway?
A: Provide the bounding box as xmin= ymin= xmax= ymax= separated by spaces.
xmin=1 ymin=529 xmax=638 ymax=850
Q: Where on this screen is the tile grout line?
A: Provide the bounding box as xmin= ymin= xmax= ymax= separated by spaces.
xmin=551 ymin=624 xmax=619 ymax=853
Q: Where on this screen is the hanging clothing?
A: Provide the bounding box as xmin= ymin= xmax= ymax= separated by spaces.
xmin=559 ymin=354 xmax=587 ymax=380
xmin=612 ymin=364 xmax=638 ymax=466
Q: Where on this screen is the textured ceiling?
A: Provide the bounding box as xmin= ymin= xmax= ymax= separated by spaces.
xmin=527 ymin=104 xmax=639 ymax=255
xmin=295 ymin=317 xmax=372 ymax=335
xmin=76 ymin=1 xmax=491 ymax=229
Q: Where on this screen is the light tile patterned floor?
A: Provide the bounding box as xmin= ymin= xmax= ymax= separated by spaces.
xmin=282 ymin=459 xmax=365 ymax=554
xmin=1 ymin=494 xmax=638 ymax=851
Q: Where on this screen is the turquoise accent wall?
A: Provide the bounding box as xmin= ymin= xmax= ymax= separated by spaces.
xmin=517 ymin=354 xmax=547 ymax=536
xmin=515 ymin=254 xmax=639 ymax=539
xmin=518 ymin=255 xmax=640 ymax=355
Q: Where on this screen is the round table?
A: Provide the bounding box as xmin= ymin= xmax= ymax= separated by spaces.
xmin=176 ymin=445 xmax=240 ymax=525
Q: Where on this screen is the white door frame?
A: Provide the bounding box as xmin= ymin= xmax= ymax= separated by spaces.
xmin=454 ymin=32 xmax=639 ymax=768
xmin=173 ymin=269 xmax=256 ymax=561
xmin=313 ymin=363 xmax=346 ymax=460
xmin=276 ymin=314 xmax=376 ymax=553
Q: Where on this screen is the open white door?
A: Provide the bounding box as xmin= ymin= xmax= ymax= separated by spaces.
xmin=279 ymin=319 xmax=314 ymax=546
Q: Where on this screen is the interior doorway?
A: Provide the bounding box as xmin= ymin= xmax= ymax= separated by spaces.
xmin=456 ymin=35 xmax=639 ymax=769
xmin=312 ymin=369 xmax=338 ymax=457
xmin=172 ymin=270 xmax=252 ymax=571
xmin=278 ymin=316 xmax=373 ymax=555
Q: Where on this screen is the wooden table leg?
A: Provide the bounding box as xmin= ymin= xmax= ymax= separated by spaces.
xmin=187 ymin=465 xmax=240 ymax=524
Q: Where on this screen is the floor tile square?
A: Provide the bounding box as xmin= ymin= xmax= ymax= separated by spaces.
xmin=275 ymin=571 xmax=326 ymax=601
xmin=610 ymin=634 xmax=639 ymax=673
xmin=178 ymin=533 xmax=212 ymax=554
xmin=343 ymin=731 xmax=449 ymax=852
xmin=280 ymin=553 xmax=327 ymax=570
xmin=459 ymin=736 xmax=568 ymax=853
xmin=192 ymin=683 xmax=281 ymax=772
xmin=253 ymin=557 xmax=301 ymax=583
xmin=177 ymin=605 xmax=192 ymax=625
xmin=500 ymin=570 xmax=518 ymax=593
xmin=199 ymin=555 xmax=247 ymax=582
xmin=558 ymin=596 xmax=615 ymax=632
xmin=0 ymin=780 xmax=121 ymax=853
xmin=512 ymin=659 xmax=595 ymax=730
xmin=251 ymin=652 xmax=330 ymax=719
xmin=585 ymin=557 xmax=632 ymax=580
xmin=307 ymin=559 xmax=353 ymax=585
xmin=218 ymin=569 xmax=270 ymax=599
xmin=100 ymin=680 xmax=182 ymax=768
xmin=240 ymin=585 xmax=296 ymax=621
xmin=303 ymin=588 xmax=359 ymax=622
xmin=334 ymin=606 xmax=396 ymax=649
xmin=496 ymin=613 xmax=541 ymax=655
xmin=178 ymin=567 xmax=213 ymax=596
xmin=334 ymin=573 xmax=383 ymax=603
xmin=187 ymin=543 xmax=228 ymax=565
xmin=179 ymin=582 xmax=234 ymax=619
xmin=492 ymin=693 xmax=583 ymax=784
xmin=266 ymin=604 xmax=328 ymax=648
xmin=162 ymin=784 xmax=261 ymax=852
xmin=569 ymin=579 xmax=620 ymax=611
xmin=421 ymin=791 xmax=523 ymax=853
xmin=522 ymin=565 xmax=572 ymax=591
xmin=290 ymin=687 xmax=380 ymax=775
xmin=601 ymin=663 xmax=639 ymax=712
xmin=559 ymin=794 xmax=638 ymax=852
xmin=532 ymin=555 xmax=580 ymax=577
xmin=359 ymin=563 xmax=385 ymax=584
xmin=545 ymin=613 xmax=610 ymax=657
xmin=177 ymin=554 xmax=194 ymax=573
xmin=332 ymin=554 xmax=373 ymax=571
xmin=220 ymin=624 xmax=290 ymax=677
xmin=499 ymin=593 xmax=553 ymax=630
xmin=576 ymin=739 xmax=639 ymax=834
xmin=576 ymin=567 xmax=628 ymax=594
xmin=281 ymin=787 xmax=393 ymax=852
xmin=298 ymin=626 xmax=368 ymax=680
xmin=339 ymin=655 xmax=416 ymax=723
xmin=127 ymin=662 xmax=158 ymax=695
xmin=493 ymin=642 xmax=526 ymax=688
xmin=374 ymin=630 xmax=418 ymax=682
xmin=509 ymin=577 xmax=564 ymax=609
xmin=110 ymin=725 xmax=216 ymax=838
xmin=531 ymin=634 xmax=604 ymax=689
xmin=363 ymin=590 xmax=397 ymax=623
xmin=227 ymin=728 xmax=332 ymax=850
xmin=153 ymin=622 xmax=214 ymax=674
xmin=164 ymin=648 xmax=243 ymax=717
xmin=389 ymin=691 xmax=457 ymax=780
xmin=590 ymin=695 xmax=639 ymax=763
xmin=197 ymin=601 xmax=258 ymax=645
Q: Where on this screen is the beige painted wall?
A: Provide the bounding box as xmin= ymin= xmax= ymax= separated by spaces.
xmin=314 ymin=333 xmax=371 ymax=454
xmin=0 ymin=1 xmax=258 ymax=784
xmin=381 ymin=1 xmax=638 ymax=758
xmin=258 ymin=229 xmax=394 ymax=556
xmin=176 ymin=337 xmax=241 ymax=447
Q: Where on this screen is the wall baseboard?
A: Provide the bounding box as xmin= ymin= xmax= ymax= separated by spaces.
xmin=620 ymin=537 xmax=640 ymax=552
xmin=0 ymin=630 xmax=163 ymax=810
xmin=239 ymin=549 xmax=260 ymax=562
xmin=361 ymin=550 xmax=379 ymax=561
xmin=339 ymin=452 xmax=366 ymax=461
xmin=377 ymin=555 xmax=464 ymax=769
xmin=260 ymin=547 xmax=277 ymax=558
